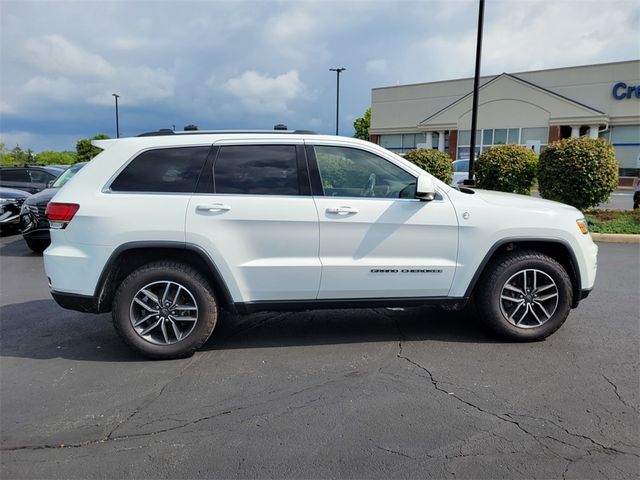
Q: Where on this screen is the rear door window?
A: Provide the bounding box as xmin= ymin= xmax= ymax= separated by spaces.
xmin=110 ymin=147 xmax=210 ymax=193
xmin=29 ymin=169 xmax=55 ymax=183
xmin=0 ymin=169 xmax=29 ymax=182
xmin=214 ymin=145 xmax=299 ymax=195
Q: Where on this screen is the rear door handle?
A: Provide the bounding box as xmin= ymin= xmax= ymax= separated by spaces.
xmin=196 ymin=203 xmax=231 ymax=212
xmin=326 ymin=206 xmax=359 ymax=215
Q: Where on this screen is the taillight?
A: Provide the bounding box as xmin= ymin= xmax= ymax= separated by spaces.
xmin=46 ymin=202 xmax=80 ymax=229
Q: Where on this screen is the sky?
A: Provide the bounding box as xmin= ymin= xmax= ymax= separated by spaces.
xmin=1 ymin=0 xmax=639 ymax=152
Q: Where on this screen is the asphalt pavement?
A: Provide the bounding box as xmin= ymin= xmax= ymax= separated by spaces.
xmin=1 ymin=233 xmax=639 ymax=479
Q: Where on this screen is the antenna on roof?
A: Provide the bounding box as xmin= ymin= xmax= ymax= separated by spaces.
xmin=273 ymin=124 xmax=288 ymax=130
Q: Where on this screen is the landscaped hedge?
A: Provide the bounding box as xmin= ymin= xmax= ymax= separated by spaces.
xmin=538 ymin=137 xmax=618 ymax=210
xmin=474 ymin=144 xmax=537 ymax=195
xmin=404 ymin=148 xmax=453 ymax=184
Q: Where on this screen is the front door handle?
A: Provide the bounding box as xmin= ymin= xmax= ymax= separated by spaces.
xmin=196 ymin=203 xmax=231 ymax=212
xmin=326 ymin=206 xmax=359 ymax=215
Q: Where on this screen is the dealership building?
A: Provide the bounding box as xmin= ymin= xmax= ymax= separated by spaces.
xmin=369 ymin=60 xmax=640 ymax=178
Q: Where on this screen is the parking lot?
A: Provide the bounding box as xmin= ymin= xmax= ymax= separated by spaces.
xmin=0 ymin=233 xmax=638 ymax=479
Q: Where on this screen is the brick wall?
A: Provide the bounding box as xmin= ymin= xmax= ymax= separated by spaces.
xmin=447 ymin=130 xmax=458 ymax=159
xmin=548 ymin=126 xmax=561 ymax=144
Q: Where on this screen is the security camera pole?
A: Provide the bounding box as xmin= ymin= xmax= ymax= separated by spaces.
xmin=329 ymin=67 xmax=346 ymax=135
xmin=112 ymin=93 xmax=120 ymax=138
xmin=464 ymin=0 xmax=485 ymax=186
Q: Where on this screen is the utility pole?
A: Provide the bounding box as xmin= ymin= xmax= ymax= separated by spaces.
xmin=329 ymin=67 xmax=346 ymax=135
xmin=464 ymin=0 xmax=485 ymax=186
xmin=112 ymin=93 xmax=120 ymax=138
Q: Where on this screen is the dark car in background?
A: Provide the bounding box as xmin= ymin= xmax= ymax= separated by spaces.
xmin=0 ymin=187 xmax=31 ymax=232
xmin=0 ymin=166 xmax=64 ymax=194
xmin=20 ymin=163 xmax=86 ymax=252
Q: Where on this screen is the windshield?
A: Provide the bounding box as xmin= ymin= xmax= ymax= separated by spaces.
xmin=453 ymin=160 xmax=469 ymax=172
xmin=52 ymin=163 xmax=84 ymax=188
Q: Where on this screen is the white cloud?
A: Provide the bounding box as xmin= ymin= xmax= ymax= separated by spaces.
xmin=24 ymin=34 xmax=114 ymax=78
xmin=0 ymin=101 xmax=16 ymax=114
xmin=366 ymin=59 xmax=388 ymax=74
xmin=223 ymin=70 xmax=304 ymax=114
xmin=87 ymin=66 xmax=175 ymax=106
xmin=479 ymin=1 xmax=637 ymax=73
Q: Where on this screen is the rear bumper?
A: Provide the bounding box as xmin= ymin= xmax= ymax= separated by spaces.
xmin=22 ymin=228 xmax=50 ymax=241
xmin=51 ymin=290 xmax=100 ymax=313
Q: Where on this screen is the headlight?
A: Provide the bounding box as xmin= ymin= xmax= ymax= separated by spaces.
xmin=576 ymin=218 xmax=589 ymax=235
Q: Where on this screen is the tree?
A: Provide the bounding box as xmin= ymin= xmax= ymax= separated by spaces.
xmin=35 ymin=150 xmax=78 ymax=165
xmin=10 ymin=145 xmax=31 ymax=165
xmin=76 ymin=134 xmax=110 ymax=163
xmin=353 ymin=107 xmax=371 ymax=140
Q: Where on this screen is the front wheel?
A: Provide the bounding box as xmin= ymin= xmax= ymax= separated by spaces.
xmin=112 ymin=261 xmax=218 ymax=359
xmin=476 ymin=251 xmax=573 ymax=341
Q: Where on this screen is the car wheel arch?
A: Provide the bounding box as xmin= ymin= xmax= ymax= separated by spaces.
xmin=465 ymin=238 xmax=581 ymax=308
xmin=94 ymin=241 xmax=236 ymax=314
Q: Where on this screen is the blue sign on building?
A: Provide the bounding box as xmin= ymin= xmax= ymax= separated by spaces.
xmin=612 ymin=82 xmax=640 ymax=100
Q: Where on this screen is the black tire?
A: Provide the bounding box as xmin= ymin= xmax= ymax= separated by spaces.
xmin=476 ymin=250 xmax=573 ymax=341
xmin=112 ymin=261 xmax=218 ymax=359
xmin=25 ymin=238 xmax=49 ymax=253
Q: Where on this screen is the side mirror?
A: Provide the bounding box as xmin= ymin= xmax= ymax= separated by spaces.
xmin=416 ymin=174 xmax=436 ymax=201
xmin=46 ymin=180 xmax=54 ymax=188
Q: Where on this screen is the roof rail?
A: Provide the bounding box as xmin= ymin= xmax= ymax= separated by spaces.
xmin=136 ymin=129 xmax=319 ymax=137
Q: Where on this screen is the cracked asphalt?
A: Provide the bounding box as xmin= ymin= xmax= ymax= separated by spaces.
xmin=1 ymin=233 xmax=638 ymax=479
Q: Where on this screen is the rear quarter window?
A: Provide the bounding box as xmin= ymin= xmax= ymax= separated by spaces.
xmin=110 ymin=147 xmax=210 ymax=193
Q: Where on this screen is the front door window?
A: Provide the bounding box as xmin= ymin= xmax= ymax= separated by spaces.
xmin=314 ymin=145 xmax=416 ymax=199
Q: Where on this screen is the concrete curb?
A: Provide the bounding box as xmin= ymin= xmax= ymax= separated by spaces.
xmin=591 ymin=233 xmax=640 ymax=244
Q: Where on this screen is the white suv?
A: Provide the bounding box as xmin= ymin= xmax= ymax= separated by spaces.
xmin=44 ymin=130 xmax=597 ymax=358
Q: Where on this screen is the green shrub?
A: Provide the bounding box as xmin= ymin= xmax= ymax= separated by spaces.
xmin=403 ymin=148 xmax=453 ymax=184
xmin=474 ymin=144 xmax=537 ymax=195
xmin=538 ymin=137 xmax=618 ymax=210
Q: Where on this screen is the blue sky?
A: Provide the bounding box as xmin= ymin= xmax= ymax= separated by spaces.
xmin=1 ymin=0 xmax=639 ymax=152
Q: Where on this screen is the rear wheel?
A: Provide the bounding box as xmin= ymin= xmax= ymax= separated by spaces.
xmin=476 ymin=251 xmax=573 ymax=341
xmin=112 ymin=261 xmax=217 ymax=359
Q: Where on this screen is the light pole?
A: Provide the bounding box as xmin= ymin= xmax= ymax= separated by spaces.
xmin=112 ymin=93 xmax=120 ymax=138
xmin=329 ymin=67 xmax=346 ymax=135
xmin=464 ymin=0 xmax=485 ymax=186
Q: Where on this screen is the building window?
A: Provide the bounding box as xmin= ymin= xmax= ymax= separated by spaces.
xmin=457 ymin=127 xmax=548 ymax=159
xmin=380 ymin=133 xmax=430 ymax=153
xmin=604 ymin=125 xmax=640 ymax=176
xmin=379 ymin=134 xmax=402 ymax=153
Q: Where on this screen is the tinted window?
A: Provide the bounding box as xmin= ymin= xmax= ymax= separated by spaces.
xmin=29 ymin=169 xmax=55 ymax=183
xmin=110 ymin=147 xmax=209 ymax=193
xmin=314 ymin=146 xmax=416 ymax=198
xmin=214 ymin=145 xmax=298 ymax=195
xmin=0 ymin=169 xmax=29 ymax=182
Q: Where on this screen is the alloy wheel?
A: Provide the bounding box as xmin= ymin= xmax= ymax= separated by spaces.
xmin=129 ymin=281 xmax=199 ymax=345
xmin=499 ymin=269 xmax=559 ymax=328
